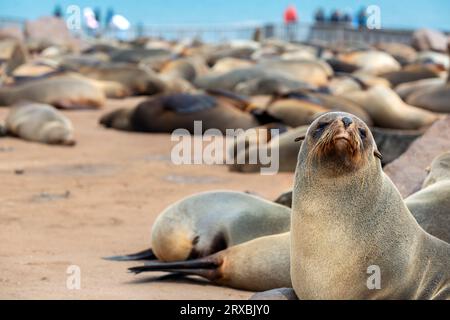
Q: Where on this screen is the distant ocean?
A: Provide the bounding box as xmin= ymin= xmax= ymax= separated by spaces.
xmin=1 ymin=0 xmax=449 ymax=31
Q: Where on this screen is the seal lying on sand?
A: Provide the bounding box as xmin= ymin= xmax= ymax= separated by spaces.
xmin=211 ymin=57 xmax=254 ymax=74
xmin=194 ymin=67 xmax=284 ymax=92
xmin=375 ymin=42 xmax=417 ymax=65
xmin=338 ymin=50 xmax=401 ymax=75
xmin=100 ymin=91 xmax=279 ymax=134
xmin=291 ymin=112 xmax=450 ymax=299
xmin=195 ymin=61 xmax=330 ymax=92
xmin=380 ymin=63 xmax=444 ymax=87
xmin=0 ymin=75 xmax=105 ymax=109
xmin=129 ymin=232 xmax=291 ymax=292
xmin=327 ymin=73 xmax=390 ymax=95
xmin=235 ymin=75 xmax=316 ymax=96
xmin=4 ymin=102 xmax=75 ymax=145
xmin=395 ymin=78 xmax=445 ymax=100
xmin=406 ymin=78 xmax=450 ymax=113
xmin=345 ymin=85 xmax=439 ymax=130
xmin=258 ymin=60 xmax=332 ymax=86
xmin=61 ymin=61 xmax=167 ymax=96
xmin=105 ymin=191 xmax=290 ymax=262
xmin=229 ymin=126 xmax=308 ymax=173
xmin=266 ymin=90 xmax=373 ymax=127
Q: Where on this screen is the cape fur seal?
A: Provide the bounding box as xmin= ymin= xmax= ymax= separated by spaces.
xmin=258 ymin=60 xmax=332 ymax=86
xmin=159 ymin=58 xmax=197 ymax=82
xmin=337 ymin=50 xmax=401 ymax=75
xmin=4 ymin=102 xmax=75 ymax=145
xmin=375 ymin=42 xmax=417 ymax=65
xmin=395 ymin=78 xmax=445 ymax=100
xmin=100 ymin=91 xmax=278 ymax=134
xmin=61 ymin=61 xmax=167 ymax=96
xmin=229 ymin=126 xmax=308 ymax=173
xmin=380 ymin=63 xmax=444 ymax=87
xmin=0 ymin=75 xmax=105 ymax=109
xmin=327 ymin=74 xmax=390 ymax=96
xmin=128 ymin=232 xmax=291 ymax=292
xmin=345 ymin=85 xmax=439 ymax=130
xmin=211 ymin=57 xmax=254 ymax=74
xmin=406 ymin=80 xmax=450 ymax=113
xmin=405 ymin=152 xmax=450 ymax=244
xmin=106 ymin=191 xmax=290 ymax=262
xmin=291 ymin=112 xmax=450 ymax=299
xmin=266 ymin=90 xmax=373 ymax=127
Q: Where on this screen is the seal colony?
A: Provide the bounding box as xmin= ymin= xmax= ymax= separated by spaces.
xmin=2 ymin=16 xmax=450 ymax=300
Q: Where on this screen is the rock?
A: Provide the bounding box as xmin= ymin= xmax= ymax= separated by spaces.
xmin=412 ymin=28 xmax=449 ymax=52
xmin=24 ymin=16 xmax=80 ymax=52
xmin=250 ymin=288 xmax=298 ymax=300
xmin=384 ymin=116 xmax=450 ymax=198
xmin=371 ymin=127 xmax=423 ymax=166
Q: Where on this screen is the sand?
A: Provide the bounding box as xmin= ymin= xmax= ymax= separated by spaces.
xmin=0 ymin=98 xmax=294 ymax=300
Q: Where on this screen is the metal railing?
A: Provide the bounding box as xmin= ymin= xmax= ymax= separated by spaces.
xmin=102 ymin=22 xmax=418 ymax=44
xmin=0 ymin=16 xmax=446 ymax=46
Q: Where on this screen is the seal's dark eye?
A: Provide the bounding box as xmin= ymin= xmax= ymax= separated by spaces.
xmin=316 ymin=122 xmax=329 ymax=131
xmin=358 ymin=128 xmax=367 ymax=139
xmin=313 ymin=122 xmax=329 ymax=138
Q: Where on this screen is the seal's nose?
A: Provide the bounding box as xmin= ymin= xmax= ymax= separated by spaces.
xmin=342 ymin=116 xmax=353 ymax=128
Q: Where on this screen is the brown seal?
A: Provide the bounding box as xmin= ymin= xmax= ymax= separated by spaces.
xmin=4 ymin=102 xmax=75 ymax=145
xmin=0 ymin=74 xmax=105 ymax=109
xmin=345 ymin=85 xmax=439 ymax=130
xmin=99 ymin=91 xmax=280 ymax=134
xmin=405 ymin=152 xmax=450 ymax=244
xmin=128 ymin=232 xmax=291 ymax=292
xmin=291 ymin=112 xmax=450 ymax=299
xmin=105 ymin=191 xmax=290 ymax=263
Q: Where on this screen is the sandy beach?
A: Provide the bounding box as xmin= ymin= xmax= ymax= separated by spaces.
xmin=0 ymin=98 xmax=294 ymax=300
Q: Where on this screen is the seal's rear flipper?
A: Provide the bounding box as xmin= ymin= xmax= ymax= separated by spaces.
xmin=103 ymin=248 xmax=157 ymax=261
xmin=128 ymin=256 xmax=222 ymax=281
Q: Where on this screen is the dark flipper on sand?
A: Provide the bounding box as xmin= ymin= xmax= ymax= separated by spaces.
xmin=128 ymin=256 xmax=222 ymax=281
xmin=103 ymin=248 xmax=157 ymax=261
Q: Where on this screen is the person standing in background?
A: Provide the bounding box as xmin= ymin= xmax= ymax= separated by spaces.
xmin=94 ymin=8 xmax=102 ymax=27
xmin=330 ymin=9 xmax=342 ymax=24
xmin=314 ymin=8 xmax=325 ymax=25
xmin=357 ymin=7 xmax=368 ymax=29
xmin=105 ymin=7 xmax=115 ymax=28
xmin=53 ymin=4 xmax=62 ymax=18
xmin=343 ymin=12 xmax=352 ymax=26
xmin=284 ymin=4 xmax=299 ymax=42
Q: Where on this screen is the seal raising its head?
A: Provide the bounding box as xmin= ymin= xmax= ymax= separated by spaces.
xmin=291 ymin=112 xmax=450 ymax=300
xmin=295 ymin=111 xmax=381 ymax=178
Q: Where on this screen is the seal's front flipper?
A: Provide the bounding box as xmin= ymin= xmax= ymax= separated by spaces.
xmin=103 ymin=248 xmax=157 ymax=261
xmin=128 ymin=256 xmax=222 ymax=282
